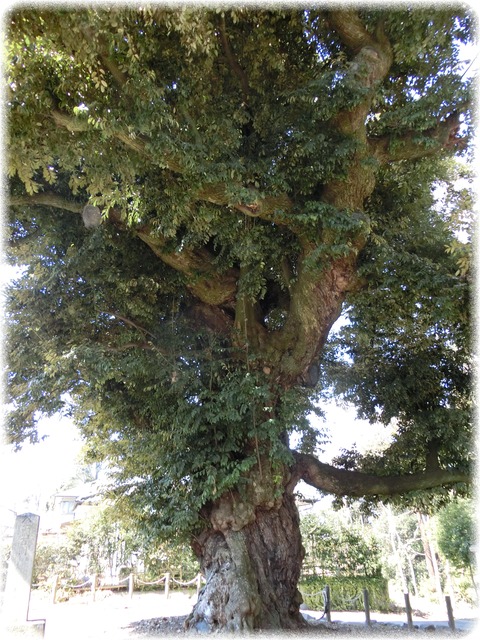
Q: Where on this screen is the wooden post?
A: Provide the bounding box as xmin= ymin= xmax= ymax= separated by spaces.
xmin=324 ymin=585 xmax=331 ymax=623
xmin=196 ymin=573 xmax=202 ymax=597
xmin=165 ymin=572 xmax=170 ymax=599
xmin=128 ymin=573 xmax=134 ymax=599
xmin=51 ymin=574 xmax=59 ymax=605
xmin=445 ymin=595 xmax=455 ymax=631
xmin=363 ymin=588 xmax=371 ymax=626
xmin=91 ymin=573 xmax=97 ymax=602
xmin=404 ymin=592 xmax=413 ymax=630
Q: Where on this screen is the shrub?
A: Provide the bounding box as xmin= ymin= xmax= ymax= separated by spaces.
xmin=32 ymin=537 xmax=80 ymax=589
xmin=300 ymin=513 xmax=383 ymax=577
xmin=299 ymin=575 xmax=390 ymax=612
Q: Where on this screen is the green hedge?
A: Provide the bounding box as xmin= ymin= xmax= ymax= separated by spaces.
xmin=299 ymin=576 xmax=390 ymax=612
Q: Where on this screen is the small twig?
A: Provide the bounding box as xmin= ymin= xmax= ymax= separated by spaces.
xmin=105 ymin=310 xmax=157 ymax=340
xmin=103 ymin=342 xmax=157 ymax=353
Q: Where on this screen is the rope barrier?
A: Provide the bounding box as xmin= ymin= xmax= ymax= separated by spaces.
xmin=171 ymin=576 xmax=199 ymax=587
xmin=345 ymin=592 xmax=363 ymax=606
xmin=52 ymin=571 xmax=205 ymax=604
xmin=299 ymin=587 xmax=364 ymax=604
xmin=60 ymin=571 xmax=204 ymax=589
xmin=136 ymin=575 xmax=167 ymax=585
xmin=298 ymin=585 xmax=331 ymax=619
xmin=298 ymin=588 xmax=325 ymax=597
xmin=65 ymin=577 xmax=92 ymax=589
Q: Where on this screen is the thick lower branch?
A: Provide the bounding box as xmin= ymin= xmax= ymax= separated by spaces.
xmin=292 ymin=451 xmax=470 ymax=498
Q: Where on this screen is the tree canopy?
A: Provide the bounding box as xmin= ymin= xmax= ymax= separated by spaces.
xmin=4 ymin=6 xmax=475 ymax=630
xmin=6 ymin=2 xmax=474 ymax=526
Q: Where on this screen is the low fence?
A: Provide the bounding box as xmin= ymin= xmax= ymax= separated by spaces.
xmin=298 ymin=583 xmax=458 ymax=631
xmin=51 ymin=571 xmax=205 ymax=605
xmin=50 ymin=575 xmax=458 ymax=631
xmin=300 ymin=575 xmax=390 ymax=611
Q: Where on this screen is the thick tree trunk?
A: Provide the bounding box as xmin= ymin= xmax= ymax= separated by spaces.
xmin=185 ymin=490 xmax=306 ymax=632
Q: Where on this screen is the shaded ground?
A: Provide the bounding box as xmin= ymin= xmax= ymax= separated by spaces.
xmin=22 ymin=589 xmax=477 ymax=639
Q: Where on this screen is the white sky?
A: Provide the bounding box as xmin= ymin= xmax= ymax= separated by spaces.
xmin=0 ymin=416 xmax=83 ymax=519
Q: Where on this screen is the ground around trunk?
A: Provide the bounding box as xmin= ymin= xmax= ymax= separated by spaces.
xmin=22 ymin=589 xmax=476 ymax=639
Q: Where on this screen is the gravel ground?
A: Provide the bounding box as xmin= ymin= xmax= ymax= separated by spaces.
xmin=17 ymin=589 xmax=477 ymax=639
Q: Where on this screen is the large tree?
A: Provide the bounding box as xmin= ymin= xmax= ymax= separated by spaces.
xmin=5 ymin=6 xmax=474 ymax=631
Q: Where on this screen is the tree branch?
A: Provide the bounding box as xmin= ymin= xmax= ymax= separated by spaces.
xmin=292 ymin=451 xmax=470 ymax=498
xmin=234 ymin=270 xmax=268 ymax=353
xmin=50 ymin=109 xmax=180 ymax=167
xmin=266 ymin=246 xmax=359 ymax=386
xmin=96 ymin=34 xmax=129 ymax=88
xmin=103 ymin=341 xmax=157 ymax=353
xmin=8 ymin=190 xmax=240 ymax=308
xmin=105 ymin=311 xmax=157 ymax=340
xmin=370 ymin=111 xmax=469 ymax=164
xmin=327 ymin=9 xmax=376 ymax=53
xmin=136 ymin=231 xmax=239 ymax=307
xmin=10 ymin=193 xmax=83 ymax=214
xmin=218 ymin=15 xmax=250 ymax=102
xmin=50 ymin=109 xmax=293 ymax=224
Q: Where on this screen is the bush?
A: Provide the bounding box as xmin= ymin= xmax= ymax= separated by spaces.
xmin=436 ymin=498 xmax=475 ymax=571
xmin=32 ymin=538 xmax=79 ymax=587
xmin=299 ymin=575 xmax=390 ymax=612
xmin=300 ymin=513 xmax=383 ymax=577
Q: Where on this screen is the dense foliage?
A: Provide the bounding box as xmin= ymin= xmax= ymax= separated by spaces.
xmin=323 ymin=172 xmax=473 ymax=512
xmin=436 ymin=498 xmax=476 ymax=571
xmin=5 ymin=8 xmax=474 ymax=628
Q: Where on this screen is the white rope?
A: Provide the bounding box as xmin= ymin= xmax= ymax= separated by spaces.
xmin=66 ymin=577 xmax=93 ymax=589
xmin=136 ymin=576 xmax=167 ymax=585
xmin=298 ymin=589 xmax=325 ymax=597
xmin=63 ymin=572 xmax=204 ymax=589
xmin=345 ymin=592 xmax=363 ymax=605
xmin=171 ymin=576 xmax=199 ymax=587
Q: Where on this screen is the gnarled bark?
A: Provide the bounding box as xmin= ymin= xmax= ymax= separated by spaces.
xmin=186 ymin=489 xmax=305 ymax=632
